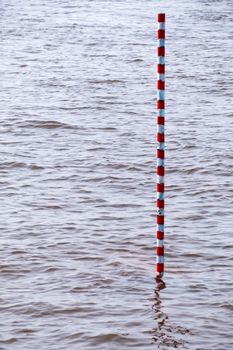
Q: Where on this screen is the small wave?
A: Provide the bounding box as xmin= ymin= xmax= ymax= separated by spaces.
xmin=0 ymin=264 xmax=31 ymax=275
xmin=29 ymin=164 xmax=44 ymax=170
xmin=63 ymin=331 xmax=86 ymax=341
xmin=127 ymin=58 xmax=144 ymax=63
xmin=167 ymin=166 xmax=204 ymax=174
xmin=220 ymin=303 xmax=233 ymax=311
xmin=0 ymin=338 xmax=18 ymax=344
xmin=89 ymin=333 xmax=135 ymax=346
xmin=6 ymin=302 xmax=94 ymax=317
xmin=43 ymin=267 xmax=61 ymax=273
xmin=89 ymin=79 xmax=124 ymax=84
xmin=97 ymin=203 xmax=142 ymax=209
xmin=42 ymin=204 xmax=63 ymax=209
xmin=87 ymin=147 xmax=106 ymax=151
xmin=70 ymin=286 xmax=88 ymax=293
xmin=33 ymin=306 xmax=94 ymax=317
xmin=11 ymin=250 xmax=26 ymax=255
xmin=16 ymin=329 xmax=36 ymax=334
xmin=93 ymin=127 xmax=117 ymax=132
xmin=32 ymin=120 xmax=72 ymax=129
xmin=0 ymin=161 xmax=26 ymax=169
xmin=0 ymin=162 xmax=44 ymax=170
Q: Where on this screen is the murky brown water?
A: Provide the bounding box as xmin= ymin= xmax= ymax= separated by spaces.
xmin=1 ymin=0 xmax=233 ymax=349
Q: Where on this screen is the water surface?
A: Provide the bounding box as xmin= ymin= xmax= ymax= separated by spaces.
xmin=0 ymin=0 xmax=233 ymax=349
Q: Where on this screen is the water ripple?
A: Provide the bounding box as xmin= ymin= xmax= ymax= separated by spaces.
xmin=0 ymin=0 xmax=233 ymax=349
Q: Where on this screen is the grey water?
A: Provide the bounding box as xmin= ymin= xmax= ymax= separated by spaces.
xmin=0 ymin=0 xmax=233 ymax=349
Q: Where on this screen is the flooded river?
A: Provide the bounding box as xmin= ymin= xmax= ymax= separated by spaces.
xmin=0 ymin=0 xmax=233 ymax=348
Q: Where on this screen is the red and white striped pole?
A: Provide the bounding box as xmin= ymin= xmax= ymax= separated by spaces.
xmin=156 ymin=13 xmax=165 ymax=280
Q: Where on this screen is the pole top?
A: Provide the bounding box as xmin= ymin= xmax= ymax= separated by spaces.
xmin=158 ymin=13 xmax=165 ymax=22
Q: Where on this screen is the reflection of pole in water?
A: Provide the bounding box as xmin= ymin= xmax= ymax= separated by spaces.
xmin=156 ymin=13 xmax=166 ymax=281
xmin=152 ymin=282 xmax=189 ymax=348
xmin=152 ymin=282 xmax=167 ymax=346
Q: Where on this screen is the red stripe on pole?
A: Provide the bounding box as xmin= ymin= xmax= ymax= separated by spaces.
xmin=157 ymin=80 xmax=165 ymax=90
xmin=157 ymin=166 xmax=164 ymax=176
xmin=157 ymin=64 xmax=165 ymax=74
xmin=157 ymin=116 xmax=165 ymax=125
xmin=157 ymin=231 xmax=164 ymax=240
xmin=157 ymin=149 xmax=164 ymax=159
xmin=157 ymin=199 xmax=164 ymax=208
xmin=158 ymin=47 xmax=165 ymax=56
xmin=157 ymin=100 xmax=165 ymax=109
xmin=156 ymin=247 xmax=164 ymax=256
xmin=157 ymin=133 xmax=165 ymax=142
xmin=157 ymin=183 xmax=164 ymax=192
xmin=156 ymin=263 xmax=164 ymax=273
xmin=158 ymin=29 xmax=165 ymax=39
xmin=157 ymin=215 xmax=164 ymax=225
xmin=158 ymin=13 xmax=165 ymax=22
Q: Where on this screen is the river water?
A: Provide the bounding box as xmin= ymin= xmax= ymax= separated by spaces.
xmin=1 ymin=0 xmax=233 ymax=349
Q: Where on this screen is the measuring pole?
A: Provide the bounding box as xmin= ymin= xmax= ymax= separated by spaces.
xmin=156 ymin=13 xmax=165 ymax=280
